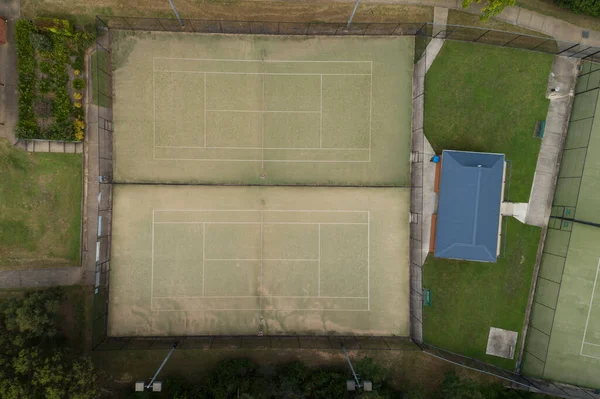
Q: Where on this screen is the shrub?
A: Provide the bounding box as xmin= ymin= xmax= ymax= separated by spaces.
xmin=72 ymin=55 xmax=84 ymax=72
xmin=73 ymin=118 xmax=85 ymax=141
xmin=38 ymin=78 xmax=52 ymax=94
xmin=74 ymin=101 xmax=82 ymax=108
xmin=29 ymin=32 xmax=53 ymax=52
xmin=555 ymin=0 xmax=600 ymax=16
xmin=15 ymin=20 xmax=38 ymax=139
xmin=72 ymin=78 xmax=85 ymax=90
xmin=35 ymin=18 xmax=74 ymax=37
xmin=74 ymin=92 xmax=83 ymax=100
xmin=39 ymin=61 xmax=52 ymax=75
xmin=73 ymin=69 xmax=81 ymax=76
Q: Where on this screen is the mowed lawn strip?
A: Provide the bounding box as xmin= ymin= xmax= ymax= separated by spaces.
xmin=423 ymin=218 xmax=541 ymax=369
xmin=91 ymin=50 xmax=110 ymax=107
xmin=0 ymin=140 xmax=82 ymax=269
xmin=424 ymin=41 xmax=553 ymax=203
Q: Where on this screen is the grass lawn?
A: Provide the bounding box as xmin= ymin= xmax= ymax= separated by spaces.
xmin=0 ymin=139 xmax=82 ymax=269
xmin=91 ymin=50 xmax=110 ymax=107
xmin=424 ymin=41 xmax=553 ymax=202
xmin=423 ymin=218 xmax=541 ymax=369
xmin=21 ymin=0 xmax=433 ymax=28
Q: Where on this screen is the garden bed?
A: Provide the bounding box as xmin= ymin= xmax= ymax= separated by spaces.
xmin=15 ymin=18 xmax=92 ymax=142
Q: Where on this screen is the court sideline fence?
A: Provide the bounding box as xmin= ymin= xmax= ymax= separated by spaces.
xmin=96 ymin=15 xmax=600 ymax=61
xmin=521 ymin=60 xmax=600 ymax=381
xmin=91 ymin=16 xmax=600 ymax=398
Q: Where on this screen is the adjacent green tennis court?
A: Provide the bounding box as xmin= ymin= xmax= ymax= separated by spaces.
xmin=523 ymin=61 xmax=600 ymax=388
xmin=111 ymin=32 xmax=413 ymax=185
xmin=108 ymin=185 xmax=410 ymax=337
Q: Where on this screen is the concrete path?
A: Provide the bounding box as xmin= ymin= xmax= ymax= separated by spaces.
xmin=0 ymin=268 xmax=82 ymax=288
xmin=273 ymin=0 xmax=600 ymax=47
xmin=0 ymin=0 xmax=19 ymax=144
xmin=424 ymin=7 xmax=448 ymax=73
xmin=525 ymin=56 xmax=579 ymax=227
xmin=14 ymin=139 xmax=83 ymax=154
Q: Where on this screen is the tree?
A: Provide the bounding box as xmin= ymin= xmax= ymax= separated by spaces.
xmin=461 ymin=0 xmax=516 ymax=21
xmin=0 ymin=289 xmax=105 ymax=399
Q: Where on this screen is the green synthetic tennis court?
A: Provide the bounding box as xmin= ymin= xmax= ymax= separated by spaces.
xmin=108 ymin=185 xmax=410 ymax=336
xmin=110 ymin=32 xmax=413 ymax=185
xmin=523 ymin=61 xmax=600 ymax=388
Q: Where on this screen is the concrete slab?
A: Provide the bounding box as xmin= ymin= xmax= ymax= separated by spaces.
xmin=25 ymin=140 xmax=33 ymax=152
xmin=49 ymin=141 xmax=64 ymax=153
xmin=75 ymin=142 xmax=83 ymax=154
xmin=516 ymin=9 xmax=534 ymax=28
xmin=526 ymin=56 xmax=578 ymax=227
xmin=64 ymin=142 xmax=76 ymax=154
xmin=527 ymin=12 xmax=546 ymax=32
xmin=501 ymin=202 xmax=528 ymax=223
xmin=33 ymin=140 xmax=50 ymax=153
xmin=486 ymin=327 xmax=518 ymax=359
xmin=498 ymin=7 xmax=520 ymax=25
xmin=425 ymin=39 xmax=445 ymax=73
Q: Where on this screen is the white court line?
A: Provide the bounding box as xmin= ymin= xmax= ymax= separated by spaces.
xmin=368 ymin=211 xmax=371 ymax=311
xmin=156 ymin=145 xmax=368 ymax=150
xmin=202 ymin=223 xmax=205 ymax=296
xmin=259 ymin=211 xmax=264 ymax=311
xmin=155 ymin=70 xmax=371 ymax=76
xmin=320 ymin=75 xmax=323 ymax=148
xmin=154 ymin=208 xmax=370 ymax=213
xmin=154 ymin=222 xmax=368 ymax=225
xmin=154 ymin=158 xmax=371 ymax=163
xmin=203 ymin=72 xmax=207 ymax=147
xmin=261 ymin=70 xmax=265 ymax=170
xmin=151 ymin=210 xmax=155 ymax=309
xmin=318 ymin=224 xmax=321 ymax=297
xmin=154 ymin=57 xmax=372 ymax=63
xmin=204 ymin=258 xmax=319 ymax=262
xmin=583 ymin=342 xmax=600 ymax=347
xmin=205 ymin=109 xmax=320 ymax=113
xmin=154 ymin=209 xmax=368 ymax=213
xmin=153 ymin=295 xmax=368 ymax=299
xmin=152 ymin=62 xmax=156 ymax=159
xmin=369 ymin=62 xmax=373 ymax=163
xmin=151 ymin=308 xmax=370 ymax=312
xmin=580 ymin=257 xmax=600 ymax=356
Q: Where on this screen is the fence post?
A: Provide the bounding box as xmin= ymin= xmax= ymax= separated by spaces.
xmin=530 ymin=38 xmax=551 ymax=51
xmin=415 ymin=22 xmax=427 ymax=37
xmin=474 ymin=29 xmax=490 ymax=42
xmin=502 ymin=33 xmax=521 ymax=47
xmin=219 ymin=20 xmax=223 ymax=34
xmin=306 ymin=23 xmax=310 ymax=36
xmin=156 ymin=18 xmax=166 ymax=31
xmin=123 ymin=17 xmax=134 ymax=30
xmin=570 ymin=46 xmax=593 ymax=58
xmin=277 ymin=21 xmax=280 ymax=35
xmin=556 ymin=42 xmax=579 ymax=55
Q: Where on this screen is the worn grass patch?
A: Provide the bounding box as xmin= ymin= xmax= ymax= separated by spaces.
xmin=0 ymin=139 xmax=82 ymax=269
xmin=423 ymin=218 xmax=541 ymax=369
xmin=424 ymin=41 xmax=552 ymax=202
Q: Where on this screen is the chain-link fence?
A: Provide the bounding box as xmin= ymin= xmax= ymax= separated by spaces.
xmin=96 ymin=15 xmax=600 ymax=60
xmin=91 ymin=15 xmax=600 ymax=397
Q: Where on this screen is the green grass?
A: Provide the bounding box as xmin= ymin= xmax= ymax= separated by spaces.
xmin=0 ymin=139 xmax=82 ymax=269
xmin=424 ymin=41 xmax=553 ymax=202
xmin=423 ymin=218 xmax=541 ymax=369
xmin=91 ymin=50 xmax=110 ymax=108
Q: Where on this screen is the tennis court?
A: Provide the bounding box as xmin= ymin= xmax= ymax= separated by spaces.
xmin=110 ymin=31 xmax=413 ymax=185
xmin=108 ymin=185 xmax=410 ymax=336
xmin=522 ymin=61 xmax=600 ymax=388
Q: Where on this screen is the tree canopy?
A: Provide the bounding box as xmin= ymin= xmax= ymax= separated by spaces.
xmin=0 ymin=289 xmax=103 ymax=399
xmin=461 ymin=0 xmax=516 ymax=21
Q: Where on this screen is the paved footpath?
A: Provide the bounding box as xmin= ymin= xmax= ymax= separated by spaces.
xmin=265 ymin=0 xmax=600 ymax=46
xmin=0 ymin=0 xmax=19 ymax=144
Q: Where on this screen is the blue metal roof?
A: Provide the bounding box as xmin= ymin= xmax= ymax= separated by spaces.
xmin=434 ymin=150 xmax=505 ymax=262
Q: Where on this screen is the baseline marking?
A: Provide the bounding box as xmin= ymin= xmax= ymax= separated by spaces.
xmin=158 ymin=71 xmax=370 ymax=76
xmin=320 ymin=75 xmax=323 ymax=148
xmin=154 ymin=57 xmax=372 ymax=63
xmin=203 ymin=72 xmax=207 ymax=147
xmin=153 ymin=295 xmax=368 ymax=299
xmin=156 ymin=146 xmax=368 ymax=150
xmin=202 ymin=223 xmax=205 ymax=296
xmin=318 ymin=224 xmax=321 ymax=296
xmin=580 ymin=257 xmax=600 ymax=357
xmin=151 ymin=210 xmax=155 ymax=309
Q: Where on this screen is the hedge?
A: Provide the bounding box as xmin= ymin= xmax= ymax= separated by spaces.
xmin=15 ymin=20 xmax=38 ymax=139
xmin=555 ymin=0 xmax=600 ymax=16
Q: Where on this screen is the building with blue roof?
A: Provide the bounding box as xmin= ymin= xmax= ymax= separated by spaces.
xmin=434 ymin=150 xmax=506 ymax=263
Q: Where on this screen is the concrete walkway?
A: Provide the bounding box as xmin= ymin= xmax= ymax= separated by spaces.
xmin=272 ymin=0 xmax=600 ymax=47
xmin=525 ymin=56 xmax=579 ymax=226
xmin=0 ymin=268 xmax=82 ymax=288
xmin=424 ymin=7 xmax=448 ymax=73
xmin=0 ymin=0 xmax=19 ymax=144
